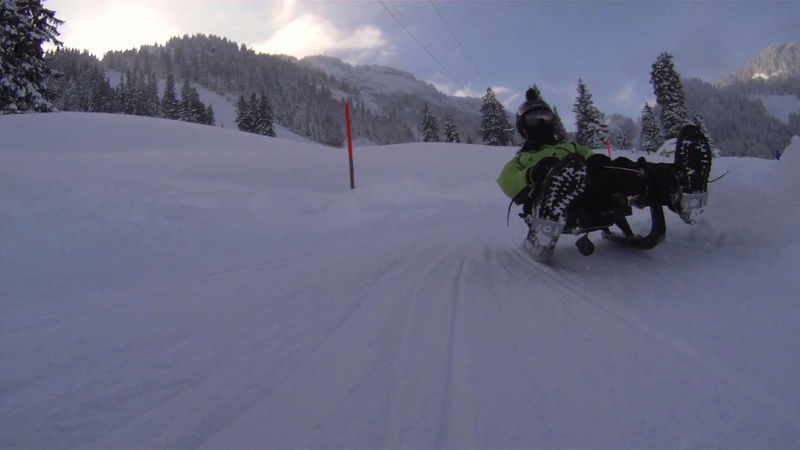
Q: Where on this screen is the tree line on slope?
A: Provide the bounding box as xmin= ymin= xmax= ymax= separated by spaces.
xmin=3 ymin=2 xmax=794 ymax=157
xmin=467 ymin=51 xmax=795 ymax=158
xmin=42 ymin=48 xmax=216 ymax=126
xmin=101 ymin=34 xmax=413 ymax=146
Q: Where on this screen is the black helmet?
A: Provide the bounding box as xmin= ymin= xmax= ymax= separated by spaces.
xmin=516 ymin=88 xmax=556 ymax=148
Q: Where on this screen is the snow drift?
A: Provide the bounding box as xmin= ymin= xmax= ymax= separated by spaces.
xmin=1 ymin=112 xmax=799 ymax=448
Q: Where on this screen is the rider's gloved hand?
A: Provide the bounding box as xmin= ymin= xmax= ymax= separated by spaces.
xmin=528 ymin=156 xmax=559 ymax=185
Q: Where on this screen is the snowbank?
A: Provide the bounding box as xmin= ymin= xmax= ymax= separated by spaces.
xmin=2 ymin=112 xmax=799 ymax=448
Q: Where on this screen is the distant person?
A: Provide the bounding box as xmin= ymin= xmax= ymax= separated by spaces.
xmin=497 ymin=88 xmax=712 ymax=253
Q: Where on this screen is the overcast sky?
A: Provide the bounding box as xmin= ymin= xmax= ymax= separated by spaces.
xmin=45 ymin=0 xmax=799 ymax=122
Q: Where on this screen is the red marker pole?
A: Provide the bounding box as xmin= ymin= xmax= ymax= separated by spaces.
xmin=606 ymin=140 xmax=612 ymax=158
xmin=345 ymin=102 xmax=355 ymax=189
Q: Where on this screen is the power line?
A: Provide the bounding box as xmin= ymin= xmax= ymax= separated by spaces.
xmin=429 ymin=0 xmax=490 ymax=90
xmin=378 ymin=1 xmax=461 ymax=86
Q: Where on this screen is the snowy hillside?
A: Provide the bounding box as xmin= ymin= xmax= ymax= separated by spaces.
xmin=105 ymin=70 xmax=313 ymax=143
xmin=301 ymin=55 xmax=481 ymax=113
xmin=300 ymin=55 xmax=482 ymax=142
xmin=2 ymin=112 xmax=799 ymax=448
xmin=303 ymin=55 xmax=435 ymax=98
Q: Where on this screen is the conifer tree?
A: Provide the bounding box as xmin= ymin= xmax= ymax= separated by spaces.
xmin=254 ymin=93 xmax=275 ymax=136
xmin=573 ymin=79 xmax=608 ymax=149
xmin=205 ymin=104 xmax=215 ymax=126
xmin=161 ymin=73 xmax=179 ymax=119
xmin=115 ymin=73 xmax=128 ymax=113
xmin=235 ymin=93 xmax=273 ymax=135
xmin=420 ymin=103 xmax=440 ymax=142
xmin=84 ymin=68 xmax=113 ymax=112
xmin=247 ymin=92 xmax=259 ymax=130
xmin=789 ymin=112 xmax=800 ymax=138
xmin=122 ymin=72 xmax=138 ymax=114
xmin=130 ymin=71 xmax=146 ymax=115
xmin=178 ymin=79 xmax=204 ymax=123
xmin=235 ymin=95 xmax=251 ymax=132
xmin=144 ymin=72 xmax=159 ymax=116
xmin=68 ymin=72 xmax=88 ymax=111
xmin=638 ymin=103 xmax=663 ymax=153
xmin=316 ymin=112 xmax=343 ymax=147
xmin=63 ymin=79 xmax=81 ymax=111
xmin=444 ymin=112 xmax=460 ymax=143
xmin=178 ymin=79 xmax=193 ymax=121
xmin=608 ymin=126 xmax=627 ymax=150
xmin=650 ymin=52 xmax=689 ymax=139
xmin=479 ymin=87 xmax=511 ymax=146
xmin=552 ymin=106 xmax=568 ymax=142
xmin=1 ymin=0 xmax=63 ymax=113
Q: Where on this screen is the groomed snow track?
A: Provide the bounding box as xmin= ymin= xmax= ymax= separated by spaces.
xmin=2 ymin=114 xmax=799 ymax=448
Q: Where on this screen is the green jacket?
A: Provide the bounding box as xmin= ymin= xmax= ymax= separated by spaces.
xmin=497 ymin=141 xmax=594 ymax=199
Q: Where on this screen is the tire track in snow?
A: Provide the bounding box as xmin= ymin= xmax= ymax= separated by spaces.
xmin=162 ymin=255 xmax=413 ymax=448
xmin=382 ymin=241 xmax=460 ymax=446
xmin=527 ymin=252 xmax=800 ymax=430
xmin=92 ymin=232 xmax=483 ymax=448
xmin=6 ymin=260 xmax=313 ymax=449
xmin=83 ymin=248 xmax=410 ymax=448
xmin=382 ymin=237 xmax=479 ymax=448
xmin=435 ymin=243 xmax=478 ymax=448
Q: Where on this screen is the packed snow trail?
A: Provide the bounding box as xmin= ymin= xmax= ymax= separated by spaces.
xmin=1 ymin=114 xmax=799 ymax=448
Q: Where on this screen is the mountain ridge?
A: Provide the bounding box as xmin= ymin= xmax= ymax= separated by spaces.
xmin=45 ymin=34 xmax=797 ymax=154
xmin=100 ymin=34 xmax=483 ymax=145
xmin=298 ymin=54 xmax=483 ymax=142
xmin=721 ymin=42 xmax=800 ymax=86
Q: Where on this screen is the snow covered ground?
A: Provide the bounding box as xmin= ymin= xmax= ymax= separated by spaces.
xmin=1 ymin=112 xmax=799 ymax=448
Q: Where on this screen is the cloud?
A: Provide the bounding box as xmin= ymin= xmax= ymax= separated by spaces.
xmin=427 ymin=79 xmax=516 ymax=106
xmin=275 ymin=0 xmax=298 ymax=26
xmin=608 ymin=81 xmax=658 ymax=118
xmin=541 ymin=81 xmax=577 ymax=101
xmin=429 ymin=81 xmax=483 ymax=99
xmin=611 ymin=82 xmax=636 ymax=105
xmin=453 ymin=86 xmax=484 ymax=98
xmin=252 ymin=14 xmax=387 ymax=60
xmin=53 ymin=1 xmax=179 ymax=57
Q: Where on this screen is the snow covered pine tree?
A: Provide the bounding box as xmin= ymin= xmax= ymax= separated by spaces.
xmin=638 ymin=103 xmax=664 ymax=153
xmin=479 ymin=87 xmax=511 ymax=146
xmin=573 ymin=79 xmax=609 ymax=149
xmin=444 ymin=112 xmax=460 ymax=143
xmin=1 ymin=0 xmax=63 ymax=113
xmin=420 ymin=103 xmax=440 ymax=142
xmin=650 ymin=52 xmax=690 ymax=139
